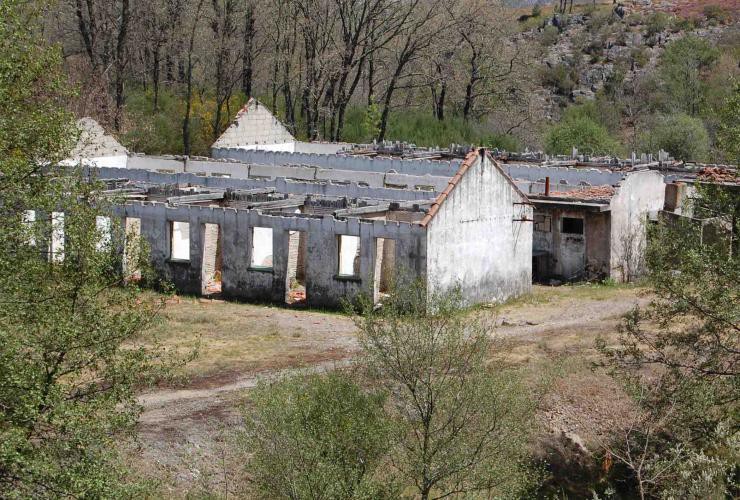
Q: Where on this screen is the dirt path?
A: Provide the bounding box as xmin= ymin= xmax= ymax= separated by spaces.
xmin=495 ymin=287 xmax=650 ymax=339
xmin=134 ymin=285 xmax=649 ymax=491
xmin=138 ymin=286 xmax=648 ymax=426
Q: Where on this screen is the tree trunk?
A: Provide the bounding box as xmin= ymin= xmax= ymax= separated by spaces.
xmin=152 ymin=43 xmax=160 ymax=111
xmin=114 ymin=0 xmax=130 ymax=131
xmin=183 ymin=0 xmax=205 ymax=155
xmin=183 ymin=61 xmax=193 ymax=156
xmin=242 ymin=2 xmax=255 ymax=98
xmin=378 ymin=71 xmax=399 ymax=141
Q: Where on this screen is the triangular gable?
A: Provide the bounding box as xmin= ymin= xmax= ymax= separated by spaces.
xmin=212 ymin=98 xmax=295 ymax=149
xmin=69 ymin=117 xmax=127 ymax=159
xmin=419 ymin=148 xmax=529 ymax=227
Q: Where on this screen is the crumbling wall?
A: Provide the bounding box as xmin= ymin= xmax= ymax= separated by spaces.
xmin=609 ymin=170 xmax=665 ymax=282
xmin=504 ymin=165 xmax=625 ymax=191
xmin=92 ymin=167 xmax=438 ymax=203
xmin=425 ymin=153 xmax=532 ymax=304
xmin=210 ymin=148 xmax=461 ymax=177
xmin=113 ymin=202 xmax=426 ymax=308
xmin=99 ymin=156 xmax=451 ymax=191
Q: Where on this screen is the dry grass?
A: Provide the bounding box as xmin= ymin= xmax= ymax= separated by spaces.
xmin=141 ymin=295 xmax=358 ymax=384
xmin=139 ymin=283 xmax=646 ymax=383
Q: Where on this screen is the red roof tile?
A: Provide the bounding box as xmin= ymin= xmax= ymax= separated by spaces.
xmin=548 ymin=185 xmax=616 ymax=201
xmin=419 ymin=150 xmax=479 ymax=227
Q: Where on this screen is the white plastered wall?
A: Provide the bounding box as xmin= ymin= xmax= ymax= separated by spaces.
xmin=426 ymin=153 xmax=532 ymax=304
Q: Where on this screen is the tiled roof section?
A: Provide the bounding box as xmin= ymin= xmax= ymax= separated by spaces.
xmin=69 ymin=118 xmax=127 ymax=158
xmin=212 ymin=98 xmax=295 ymax=149
xmin=419 ymin=150 xmax=479 ymax=227
xmin=697 ymin=167 xmax=738 ymax=184
xmin=549 ymin=185 xmax=616 ymax=201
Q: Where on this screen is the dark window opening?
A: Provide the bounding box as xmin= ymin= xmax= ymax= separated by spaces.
xmin=562 ymin=217 xmax=584 ymax=235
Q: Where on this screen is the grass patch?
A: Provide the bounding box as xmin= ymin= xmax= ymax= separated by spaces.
xmin=138 ymin=294 xmax=357 ymax=382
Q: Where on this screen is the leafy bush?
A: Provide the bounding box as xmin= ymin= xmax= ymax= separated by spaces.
xmin=343 ymin=106 xmax=520 ymax=149
xmin=630 ymin=46 xmax=650 ymax=68
xmin=673 ymin=16 xmax=698 ymax=31
xmin=243 ymin=372 xmax=394 ymax=499
xmin=545 ymin=116 xmax=622 ymax=155
xmin=638 ymin=113 xmax=710 ymax=161
xmin=541 ymin=62 xmax=579 ymax=96
xmin=562 ymin=100 xmax=621 ymax=133
xmin=716 ymin=82 xmax=740 ymax=163
xmin=703 ymin=4 xmax=731 ymax=24
xmin=541 ymin=25 xmax=560 ymax=46
xmin=587 ymin=11 xmax=612 ymax=32
xmin=532 ymin=3 xmax=542 ymax=18
xmin=122 ymin=87 xmax=242 ymax=156
xmin=659 ymin=35 xmax=720 ymax=116
xmin=645 ymin=11 xmax=672 ymax=37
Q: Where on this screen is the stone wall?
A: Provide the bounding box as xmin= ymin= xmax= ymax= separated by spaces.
xmin=112 ymin=202 xmax=427 ymax=308
xmin=211 ymin=148 xmax=461 ymax=177
xmin=108 ymin=155 xmax=452 ymax=192
xmin=92 ymin=167 xmax=438 ymax=203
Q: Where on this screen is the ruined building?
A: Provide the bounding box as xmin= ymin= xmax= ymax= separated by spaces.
xmin=54 ymin=112 xmax=704 ymax=308
xmin=503 ymin=164 xmax=665 ymax=282
xmin=91 ymin=148 xmax=531 ymax=307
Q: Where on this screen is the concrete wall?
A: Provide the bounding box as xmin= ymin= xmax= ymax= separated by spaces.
xmin=113 ymin=202 xmax=426 ymax=308
xmin=294 ymin=142 xmax=349 ymax=154
xmin=211 ymin=148 xmax=461 ymax=177
xmin=92 ymin=167 xmax=438 ymax=203
xmin=503 ymin=164 xmax=626 ymax=189
xmin=111 ymin=155 xmax=451 ymax=191
xmin=608 ymin=170 xmax=665 ymax=282
xmin=426 ymin=153 xmax=532 ymax=304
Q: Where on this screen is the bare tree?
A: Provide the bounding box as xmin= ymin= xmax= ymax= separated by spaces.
xmin=376 ymin=0 xmax=448 ymax=140
xmin=184 ymin=0 xmax=206 ymax=155
xmin=241 ymin=0 xmax=256 ymax=98
xmin=209 ymin=0 xmax=241 ymax=140
xmin=71 ymin=0 xmax=132 ymax=130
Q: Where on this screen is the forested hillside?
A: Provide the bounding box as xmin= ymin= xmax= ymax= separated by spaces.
xmin=43 ymin=0 xmax=738 ymax=160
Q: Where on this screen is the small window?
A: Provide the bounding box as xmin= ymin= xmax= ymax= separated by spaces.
xmin=171 ymin=221 xmax=190 ymax=261
xmin=251 ymin=227 xmax=274 ymax=268
xmin=562 ymin=217 xmax=584 ymax=235
xmin=338 ymin=235 xmax=360 ymax=277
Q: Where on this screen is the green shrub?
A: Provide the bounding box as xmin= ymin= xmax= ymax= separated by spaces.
xmin=545 ymin=116 xmax=622 ymax=155
xmin=541 ymin=25 xmax=560 ymax=46
xmin=673 ymin=16 xmax=698 ymax=31
xmin=703 ymin=4 xmax=731 ymax=24
xmin=541 ymin=62 xmax=579 ymax=96
xmin=638 ymin=113 xmax=710 ymax=161
xmin=587 ymin=11 xmax=612 ymax=32
xmin=532 ymin=3 xmax=542 ymax=18
xmin=659 ymin=35 xmax=720 ymax=116
xmin=630 ymin=46 xmax=650 ymax=68
xmin=243 ymin=372 xmax=394 ymax=499
xmin=342 ymin=107 xmax=520 ymax=149
xmin=645 ymin=12 xmax=672 ymax=37
xmin=562 ymin=100 xmax=621 ymax=133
